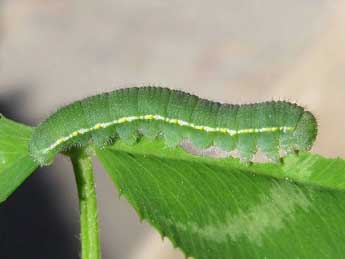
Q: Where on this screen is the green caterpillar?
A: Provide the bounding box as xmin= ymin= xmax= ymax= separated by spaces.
xmin=29 ymin=87 xmax=317 ymax=165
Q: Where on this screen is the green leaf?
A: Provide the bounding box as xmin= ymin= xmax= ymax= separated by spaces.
xmin=96 ymin=138 xmax=345 ymax=259
xmin=0 ymin=115 xmax=39 ymax=202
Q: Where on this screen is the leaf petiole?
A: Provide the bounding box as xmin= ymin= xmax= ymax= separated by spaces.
xmin=71 ymin=149 xmax=101 ymax=259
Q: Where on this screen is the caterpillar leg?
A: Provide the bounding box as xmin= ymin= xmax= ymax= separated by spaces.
xmin=115 ymin=122 xmax=139 ymax=145
xmin=237 ymin=135 xmax=256 ymax=162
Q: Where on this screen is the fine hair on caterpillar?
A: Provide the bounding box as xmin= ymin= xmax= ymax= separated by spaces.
xmin=29 ymin=86 xmax=318 ymax=165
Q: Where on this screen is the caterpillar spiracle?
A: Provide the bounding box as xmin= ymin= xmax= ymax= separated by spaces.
xmin=29 ymin=87 xmax=317 ymax=165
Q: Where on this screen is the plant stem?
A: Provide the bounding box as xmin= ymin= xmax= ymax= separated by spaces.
xmin=71 ymin=150 xmax=101 ymax=259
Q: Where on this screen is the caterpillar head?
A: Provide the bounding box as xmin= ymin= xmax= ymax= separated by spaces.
xmin=293 ymin=111 xmax=318 ymax=151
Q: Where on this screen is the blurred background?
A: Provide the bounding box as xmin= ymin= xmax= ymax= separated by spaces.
xmin=1 ymin=1 xmax=345 ymax=258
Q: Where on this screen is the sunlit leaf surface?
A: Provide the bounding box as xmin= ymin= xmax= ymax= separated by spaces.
xmin=0 ymin=116 xmax=38 ymax=202
xmin=97 ymin=138 xmax=345 ymax=259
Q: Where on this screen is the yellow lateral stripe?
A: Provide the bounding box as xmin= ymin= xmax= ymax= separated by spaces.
xmin=41 ymin=114 xmax=294 ymax=154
